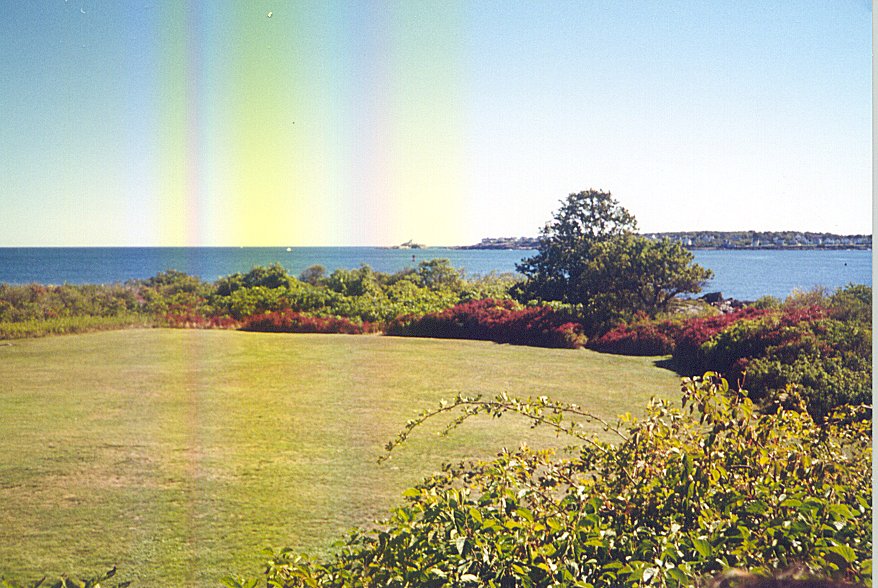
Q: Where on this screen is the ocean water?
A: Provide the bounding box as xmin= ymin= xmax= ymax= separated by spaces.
xmin=0 ymin=247 xmax=870 ymax=301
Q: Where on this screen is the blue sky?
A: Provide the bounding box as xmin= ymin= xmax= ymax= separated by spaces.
xmin=0 ymin=1 xmax=871 ymax=246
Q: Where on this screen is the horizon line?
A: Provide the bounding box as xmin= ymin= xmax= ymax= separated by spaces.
xmin=1 ymin=229 xmax=873 ymax=249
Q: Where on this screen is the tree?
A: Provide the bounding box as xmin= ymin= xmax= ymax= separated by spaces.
xmin=515 ymin=190 xmax=637 ymax=305
xmin=515 ymin=189 xmax=711 ymax=332
xmin=586 ymin=234 xmax=713 ymax=320
xmin=298 ymin=264 xmax=327 ymax=286
xmin=414 ymin=259 xmax=464 ymax=292
xmin=242 ymin=263 xmax=294 ymax=289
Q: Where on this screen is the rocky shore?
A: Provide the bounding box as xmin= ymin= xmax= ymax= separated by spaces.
xmin=699 ymin=291 xmax=752 ymax=313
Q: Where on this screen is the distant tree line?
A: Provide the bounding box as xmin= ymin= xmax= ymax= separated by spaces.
xmin=461 ymin=231 xmax=871 ymax=250
xmin=641 ymin=231 xmax=871 ymax=250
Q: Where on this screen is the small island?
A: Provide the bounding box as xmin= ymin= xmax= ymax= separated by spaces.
xmin=455 ymin=236 xmax=541 ymax=250
xmin=389 ymin=239 xmax=426 ymax=250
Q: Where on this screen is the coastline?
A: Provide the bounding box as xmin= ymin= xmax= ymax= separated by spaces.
xmin=450 ymin=232 xmax=872 ymax=251
xmin=450 ymin=244 xmax=872 ymax=251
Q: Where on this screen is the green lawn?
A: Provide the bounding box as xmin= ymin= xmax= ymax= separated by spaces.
xmin=0 ymin=329 xmax=679 ymax=586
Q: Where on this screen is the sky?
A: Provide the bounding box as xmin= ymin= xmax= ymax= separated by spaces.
xmin=0 ymin=1 xmax=872 ymax=247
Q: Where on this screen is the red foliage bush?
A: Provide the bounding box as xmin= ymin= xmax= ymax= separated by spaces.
xmin=671 ymin=307 xmax=772 ymax=373
xmin=241 ymin=309 xmax=372 ymax=335
xmin=778 ymin=305 xmax=826 ymax=326
xmin=385 ymin=299 xmax=586 ymax=349
xmin=668 ymin=306 xmax=835 ymax=380
xmin=587 ymin=322 xmax=681 ymax=356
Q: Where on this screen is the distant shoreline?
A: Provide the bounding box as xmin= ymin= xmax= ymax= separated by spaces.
xmin=451 ymin=245 xmax=872 ymax=251
xmin=451 ymin=232 xmax=872 ymax=251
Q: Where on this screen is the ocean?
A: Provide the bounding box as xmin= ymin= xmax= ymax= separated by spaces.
xmin=0 ymin=247 xmax=870 ymax=301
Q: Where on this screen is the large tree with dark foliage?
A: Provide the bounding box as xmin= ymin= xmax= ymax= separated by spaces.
xmin=515 ymin=190 xmax=637 ymax=304
xmin=586 ymin=233 xmax=713 ymax=321
xmin=515 ymin=189 xmax=711 ymax=331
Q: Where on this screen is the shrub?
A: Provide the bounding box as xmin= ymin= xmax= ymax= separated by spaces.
xmin=672 ymin=301 xmax=871 ymax=418
xmin=209 ymin=261 xmax=479 ymax=325
xmin=137 ymin=270 xmax=213 ymax=317
xmin=298 ymin=264 xmax=327 ymax=286
xmin=695 ymin=307 xmax=826 ymax=381
xmin=228 ymin=375 xmax=871 ymax=587
xmin=587 ymin=321 xmax=681 ymax=355
xmin=741 ymin=316 xmax=872 ymax=419
xmin=0 ymin=313 xmax=152 ymax=339
xmin=585 ymin=293 xmax=871 ymax=418
xmin=672 ymin=307 xmax=772 ymax=375
xmin=385 ymin=299 xmax=587 ymax=349
xmin=826 ymin=284 xmax=871 ymax=325
xmin=241 ymin=263 xmax=295 ymax=289
xmin=240 ymin=309 xmax=371 ymax=335
xmin=0 ymin=283 xmax=142 ymax=322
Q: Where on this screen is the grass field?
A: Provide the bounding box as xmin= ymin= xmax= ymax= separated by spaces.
xmin=0 ymin=329 xmax=679 ymax=586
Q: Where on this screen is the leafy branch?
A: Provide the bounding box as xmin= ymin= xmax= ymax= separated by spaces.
xmin=379 ymin=391 xmax=634 ymax=482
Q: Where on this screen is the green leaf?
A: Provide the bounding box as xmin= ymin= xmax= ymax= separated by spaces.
xmin=455 ymin=536 xmax=467 ymax=555
xmin=692 ymin=538 xmax=712 ymax=558
xmin=666 ymin=567 xmax=689 ymax=584
xmin=826 ymin=543 xmax=857 ymax=564
xmin=827 ymin=503 xmax=857 ymax=520
xmin=744 ymin=500 xmax=768 ymax=515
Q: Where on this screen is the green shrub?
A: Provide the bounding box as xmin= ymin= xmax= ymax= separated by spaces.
xmin=298 ymin=264 xmax=327 ymax=286
xmin=0 ymin=313 xmax=152 ymax=339
xmin=751 ymin=295 xmax=782 ymax=310
xmin=694 ymin=306 xmax=870 ymax=418
xmin=229 ymin=375 xmax=871 ymax=587
xmin=241 ymin=263 xmax=295 ymax=290
xmin=135 ymin=270 xmax=214 ymax=317
xmin=0 ymin=283 xmax=142 ymax=322
xmin=827 ymin=284 xmax=871 ymax=325
xmin=208 ymin=261 xmax=482 ymax=325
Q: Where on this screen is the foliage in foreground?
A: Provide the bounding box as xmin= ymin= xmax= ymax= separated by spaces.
xmin=0 ymin=566 xmax=129 ymax=588
xmin=228 ymin=375 xmax=871 ymax=587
